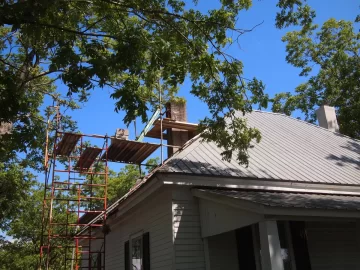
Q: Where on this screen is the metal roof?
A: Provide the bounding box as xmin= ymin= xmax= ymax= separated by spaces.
xmin=160 ymin=111 xmax=360 ymax=185
xmin=80 ymin=111 xmax=360 ymax=231
xmin=195 ymin=188 xmax=360 ymax=211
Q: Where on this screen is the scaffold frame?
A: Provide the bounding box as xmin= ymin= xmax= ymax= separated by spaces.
xmin=39 ymin=97 xmax=198 ymax=269
xmin=40 ymin=128 xmax=110 ymax=270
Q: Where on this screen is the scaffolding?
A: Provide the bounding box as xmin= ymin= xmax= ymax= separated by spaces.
xmin=39 ymin=100 xmax=198 ymax=269
xmin=39 ymin=130 xmax=110 ymax=270
xmin=39 ymin=122 xmax=161 ymax=269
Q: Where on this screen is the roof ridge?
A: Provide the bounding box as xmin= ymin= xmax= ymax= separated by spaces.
xmin=251 ymin=110 xmax=359 ymax=142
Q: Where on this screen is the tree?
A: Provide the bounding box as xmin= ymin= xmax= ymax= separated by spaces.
xmin=0 ymin=158 xmax=158 ymax=269
xmin=0 ymin=0 xmax=269 ymax=167
xmin=0 ymin=162 xmax=35 ymax=230
xmin=273 ymin=0 xmax=360 ymax=138
xmin=0 ymin=183 xmax=73 ymax=270
xmin=81 ymin=157 xmax=159 ymax=210
xmin=107 ymin=158 xmax=159 ymax=202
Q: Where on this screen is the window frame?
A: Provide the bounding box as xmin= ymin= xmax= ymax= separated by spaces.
xmin=251 ymin=224 xmax=262 ymax=270
xmin=284 ymin=221 xmax=297 ymax=270
xmin=129 ymin=231 xmax=144 ymax=270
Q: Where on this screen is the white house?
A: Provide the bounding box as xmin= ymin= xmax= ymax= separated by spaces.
xmin=83 ymin=105 xmax=360 ymax=270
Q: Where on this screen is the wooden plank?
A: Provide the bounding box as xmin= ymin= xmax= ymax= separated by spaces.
xmin=146 ymin=125 xmax=166 ymax=139
xmin=75 ymin=147 xmax=102 ymax=170
xmin=103 ymin=140 xmax=160 ymax=164
xmin=145 ymin=118 xmax=198 ymax=139
xmin=56 ymin=133 xmax=82 ymax=156
xmin=155 ymin=118 xmax=198 ymax=131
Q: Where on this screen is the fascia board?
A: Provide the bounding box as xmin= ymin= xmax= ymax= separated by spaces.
xmin=159 ymin=173 xmax=360 ymax=195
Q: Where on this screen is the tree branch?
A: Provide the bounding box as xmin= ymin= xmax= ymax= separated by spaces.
xmin=32 ymin=22 xmax=119 ymax=39
xmin=24 ymin=69 xmax=65 ymax=83
xmin=0 ymin=57 xmax=20 ymax=71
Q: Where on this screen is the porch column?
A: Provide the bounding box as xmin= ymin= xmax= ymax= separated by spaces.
xmin=259 ymin=221 xmax=284 ymax=270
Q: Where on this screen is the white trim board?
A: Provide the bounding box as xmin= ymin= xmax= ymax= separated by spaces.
xmin=192 ymin=189 xmax=360 ymax=219
xmin=159 ymin=173 xmax=360 ymax=195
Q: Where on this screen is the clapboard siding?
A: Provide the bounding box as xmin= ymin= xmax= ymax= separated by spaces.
xmin=104 ymin=187 xmax=173 ymax=270
xmin=172 ymin=187 xmax=206 ymax=270
xmin=306 ymin=221 xmax=360 ymax=270
xmin=175 ymin=244 xmax=204 ymax=251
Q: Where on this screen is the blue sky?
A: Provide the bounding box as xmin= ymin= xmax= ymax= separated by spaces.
xmin=45 ymin=0 xmax=358 ymax=172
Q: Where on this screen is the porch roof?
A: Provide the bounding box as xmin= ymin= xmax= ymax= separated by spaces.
xmin=194 ymin=189 xmax=360 ymax=211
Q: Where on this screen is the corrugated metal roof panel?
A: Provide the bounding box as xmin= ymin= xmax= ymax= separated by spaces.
xmin=160 ymin=111 xmax=360 ymax=185
xmin=196 ymin=189 xmax=360 ymax=211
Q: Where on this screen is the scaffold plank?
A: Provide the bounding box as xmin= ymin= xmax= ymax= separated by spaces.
xmin=146 ymin=125 xmax=168 ymax=139
xmin=104 ymin=139 xmax=160 ymax=164
xmin=157 ymin=118 xmax=198 ymax=130
xmin=74 ymin=147 xmax=102 ymax=170
xmin=55 ymin=133 xmax=82 ymax=156
xmin=146 ymin=118 xmax=198 ymax=139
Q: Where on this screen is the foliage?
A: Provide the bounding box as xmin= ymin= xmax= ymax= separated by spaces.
xmin=82 ymin=157 xmax=159 ymax=210
xmin=0 ymin=21 xmax=78 ymax=169
xmin=0 ymin=157 xmax=158 ymax=269
xmin=0 ymin=103 xmax=78 ymax=171
xmin=273 ymin=1 xmax=360 ymax=138
xmin=276 ymin=0 xmax=315 ymax=30
xmin=0 ymin=162 xmax=35 ymax=230
xmin=108 ymin=157 xmax=159 ymax=200
xmin=107 ymin=165 xmax=143 ymax=201
xmin=0 ymin=183 xmax=73 ymax=270
xmin=0 ymin=240 xmax=39 ymax=270
xmin=0 ymin=0 xmax=271 ymax=166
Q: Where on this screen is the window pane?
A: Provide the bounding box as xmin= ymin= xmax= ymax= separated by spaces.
xmin=236 ymin=225 xmax=257 ymax=270
xmin=277 ymin=221 xmax=292 ymax=270
xmin=132 ymin=237 xmax=142 ymax=270
xmin=289 ymin=221 xmax=312 ymax=270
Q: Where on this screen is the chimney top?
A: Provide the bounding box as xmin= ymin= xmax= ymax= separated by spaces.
xmin=166 ymin=101 xmax=187 ymax=122
xmin=315 ymin=105 xmax=339 ymax=132
xmin=114 ymin=128 xmax=129 ymax=140
xmin=166 ymin=101 xmax=189 ymax=157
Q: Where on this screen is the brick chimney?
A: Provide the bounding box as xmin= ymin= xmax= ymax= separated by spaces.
xmin=315 ymin=105 xmax=339 ymax=132
xmin=166 ymin=101 xmax=189 ymax=157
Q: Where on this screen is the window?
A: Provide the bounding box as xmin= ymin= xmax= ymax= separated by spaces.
xmin=236 ymin=225 xmax=257 ymax=270
xmin=289 ymin=221 xmax=312 ymax=270
xmin=250 ymin=222 xmax=297 ymax=270
xmin=277 ymin=221 xmax=295 ymax=270
xmin=125 ymin=232 xmax=150 ymax=270
xmin=131 ymin=235 xmax=142 ymax=270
